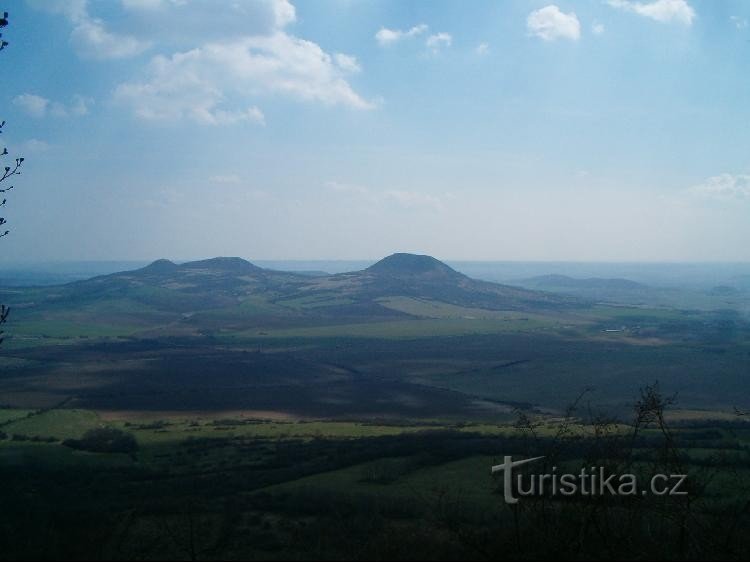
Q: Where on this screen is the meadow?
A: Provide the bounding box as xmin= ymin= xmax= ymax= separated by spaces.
xmin=1 ymin=396 xmax=749 ymax=560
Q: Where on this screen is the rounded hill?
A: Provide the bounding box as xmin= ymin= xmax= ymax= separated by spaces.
xmin=366 ymin=253 xmax=462 ymax=279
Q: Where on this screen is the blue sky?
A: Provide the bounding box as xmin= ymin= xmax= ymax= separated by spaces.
xmin=1 ymin=0 xmax=749 ymax=262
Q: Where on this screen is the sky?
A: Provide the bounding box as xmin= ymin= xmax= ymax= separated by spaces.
xmin=1 ymin=0 xmax=749 ymax=262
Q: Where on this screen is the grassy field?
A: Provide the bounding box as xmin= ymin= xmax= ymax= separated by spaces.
xmin=233 ymin=316 xmax=568 ymax=339
xmin=0 ymin=408 xmax=34 ymax=425
xmin=1 ymin=408 xmax=100 ymax=439
xmin=1 ymin=302 xmax=748 ymax=416
xmin=1 ymin=405 xmax=749 ymax=559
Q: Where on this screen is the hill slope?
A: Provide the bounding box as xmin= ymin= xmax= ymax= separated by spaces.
xmin=299 ymin=253 xmax=578 ymax=312
xmin=367 ymin=253 xmax=463 ymax=279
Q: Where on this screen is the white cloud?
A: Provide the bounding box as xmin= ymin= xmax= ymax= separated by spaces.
xmin=72 ymin=95 xmax=93 ymax=115
xmin=592 ymin=22 xmax=606 ymax=35
xmin=333 ymin=53 xmax=361 ymax=73
xmin=426 ymin=32 xmax=452 ymax=53
xmin=119 ymin=0 xmax=297 ymax=44
xmin=212 ymin=107 xmax=266 ymax=126
xmin=475 ymin=42 xmax=490 ymax=55
xmin=22 ymin=139 xmax=52 ymax=153
xmin=374 ymin=24 xmax=452 ymax=53
xmin=27 ymin=0 xmax=150 ymax=59
xmin=28 ymin=1 xmax=367 ymax=125
xmin=12 ymin=94 xmax=49 ymax=118
xmin=29 ymin=0 xmax=298 ymax=58
xmin=70 ymin=17 xmax=151 ymax=59
xmin=115 ymin=33 xmax=372 ymax=125
xmin=25 ymin=0 xmax=88 ymax=21
xmin=120 ymin=0 xmax=170 ymax=9
xmin=375 ymin=24 xmax=428 ymax=46
xmin=607 ymin=0 xmax=695 ymax=26
xmin=12 ymin=93 xmax=92 ymax=118
xmin=690 ymin=174 xmax=750 ymax=200
xmin=731 ymin=16 xmax=748 ymax=30
xmin=527 ymin=5 xmax=581 ymax=42
xmin=269 ymin=0 xmax=296 ymax=28
xmin=54 ymin=95 xmax=93 ymax=117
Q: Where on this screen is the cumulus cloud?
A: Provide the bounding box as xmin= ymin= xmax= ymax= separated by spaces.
xmin=115 ymin=32 xmax=372 ymax=125
xmin=103 ymin=0 xmax=370 ymax=125
xmin=607 ymin=0 xmax=695 ymax=26
xmin=28 ymin=1 xmax=370 ymax=125
xmin=122 ymin=0 xmax=294 ymax=28
xmin=475 ymin=42 xmax=490 ymax=55
xmin=29 ymin=0 xmax=299 ymax=56
xmin=426 ymin=32 xmax=452 ymax=53
xmin=333 ymin=53 xmax=361 ymax=73
xmin=13 ymin=93 xmax=92 ymax=118
xmin=527 ymin=5 xmax=581 ymax=42
xmin=61 ymin=95 xmax=93 ymax=117
xmin=374 ymin=24 xmax=452 ymax=54
xmin=592 ymin=22 xmax=606 ymax=35
xmin=70 ymin=17 xmax=150 ymax=59
xmin=690 ymin=174 xmax=750 ymax=200
xmin=375 ymin=24 xmax=428 ymax=46
xmin=12 ymin=93 xmax=49 ymax=118
xmin=27 ymin=0 xmax=150 ymax=59
xmin=119 ymin=0 xmax=297 ymax=45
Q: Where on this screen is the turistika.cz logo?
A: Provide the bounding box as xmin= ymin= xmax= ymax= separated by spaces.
xmin=491 ymin=456 xmax=687 ymax=505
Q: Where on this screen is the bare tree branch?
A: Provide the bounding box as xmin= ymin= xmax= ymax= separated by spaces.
xmin=0 ymin=10 xmax=22 ymax=348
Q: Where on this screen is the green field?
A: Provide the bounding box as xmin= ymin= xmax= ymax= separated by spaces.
xmin=1 ymin=404 xmax=749 ymax=559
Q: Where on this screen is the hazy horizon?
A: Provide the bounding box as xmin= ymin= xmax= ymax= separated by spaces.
xmin=3 ymin=256 xmax=750 ymax=289
xmin=4 ymin=256 xmax=750 ymax=264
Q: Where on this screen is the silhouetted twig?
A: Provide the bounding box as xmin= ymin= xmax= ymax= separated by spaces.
xmin=0 ymin=11 xmax=23 ymax=347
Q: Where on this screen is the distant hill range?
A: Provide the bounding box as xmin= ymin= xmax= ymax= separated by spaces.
xmin=512 ymin=272 xmax=750 ymax=310
xmin=0 ymin=253 xmax=579 ymax=335
xmin=90 ymin=253 xmax=576 ymax=312
xmin=518 ymin=274 xmax=646 ymax=291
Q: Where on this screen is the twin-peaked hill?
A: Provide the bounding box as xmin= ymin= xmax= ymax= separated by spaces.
xmin=0 ymin=253 xmax=579 ymax=335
